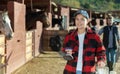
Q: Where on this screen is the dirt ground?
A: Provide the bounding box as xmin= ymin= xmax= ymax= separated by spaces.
xmin=11 ymin=51 xmax=66 ymax=74
xmin=11 ymin=51 xmax=120 ymax=74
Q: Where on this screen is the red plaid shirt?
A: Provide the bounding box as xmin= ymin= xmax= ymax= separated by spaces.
xmin=62 ymin=28 xmax=106 ymax=74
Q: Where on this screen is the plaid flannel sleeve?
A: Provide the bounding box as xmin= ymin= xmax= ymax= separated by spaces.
xmin=95 ymin=35 xmax=106 ymax=63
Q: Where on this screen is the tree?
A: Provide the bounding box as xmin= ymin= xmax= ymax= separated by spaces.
xmin=52 ymin=0 xmax=120 ymax=12
xmin=60 ymin=0 xmax=80 ymax=8
xmin=52 ymin=0 xmax=80 ymax=8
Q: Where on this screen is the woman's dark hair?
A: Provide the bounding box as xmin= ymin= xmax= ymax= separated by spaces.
xmin=106 ymin=14 xmax=113 ymax=25
xmin=106 ymin=14 xmax=113 ymax=19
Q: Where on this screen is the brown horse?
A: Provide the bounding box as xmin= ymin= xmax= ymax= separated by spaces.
xmin=26 ymin=11 xmax=50 ymax=30
xmin=0 ymin=11 xmax=13 ymax=40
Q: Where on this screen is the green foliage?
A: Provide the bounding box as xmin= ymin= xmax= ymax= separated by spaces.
xmin=52 ymin=0 xmax=80 ymax=8
xmin=114 ymin=3 xmax=120 ymax=9
xmin=52 ymin=0 xmax=120 ymax=11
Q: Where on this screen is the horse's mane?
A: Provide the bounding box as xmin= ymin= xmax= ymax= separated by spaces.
xmin=0 ymin=10 xmax=8 ymax=15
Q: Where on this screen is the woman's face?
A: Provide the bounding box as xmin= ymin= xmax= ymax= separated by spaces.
xmin=75 ymin=14 xmax=88 ymax=29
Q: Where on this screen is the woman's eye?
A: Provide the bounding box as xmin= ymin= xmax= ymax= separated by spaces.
xmin=75 ymin=18 xmax=79 ymax=20
xmin=81 ymin=18 xmax=85 ymax=21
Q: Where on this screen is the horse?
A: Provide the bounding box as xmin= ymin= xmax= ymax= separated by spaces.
xmin=52 ymin=18 xmax=63 ymax=30
xmin=0 ymin=11 xmax=13 ymax=40
xmin=26 ymin=11 xmax=50 ymax=30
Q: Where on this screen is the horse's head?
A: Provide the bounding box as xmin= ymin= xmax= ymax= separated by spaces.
xmin=37 ymin=11 xmax=50 ymax=28
xmin=52 ymin=18 xmax=63 ymax=30
xmin=0 ymin=11 xmax=13 ymax=40
xmin=26 ymin=11 xmax=50 ymax=30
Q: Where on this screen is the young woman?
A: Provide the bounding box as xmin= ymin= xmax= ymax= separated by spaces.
xmin=62 ymin=10 xmax=106 ymax=74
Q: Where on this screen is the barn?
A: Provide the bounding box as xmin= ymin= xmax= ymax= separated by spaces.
xmin=0 ymin=0 xmax=70 ymax=74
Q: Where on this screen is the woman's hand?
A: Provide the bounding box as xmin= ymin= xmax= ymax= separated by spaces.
xmin=65 ymin=49 xmax=72 ymax=55
xmin=97 ymin=61 xmax=106 ymax=68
